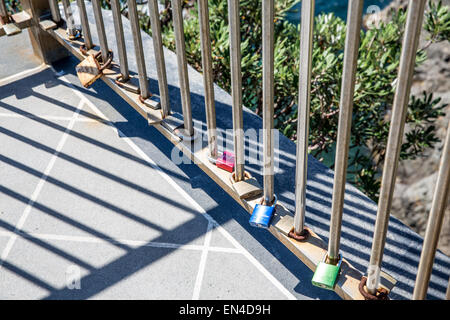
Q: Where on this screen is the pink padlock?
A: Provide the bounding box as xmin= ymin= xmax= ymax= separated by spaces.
xmin=216 ymin=151 xmax=235 ymax=173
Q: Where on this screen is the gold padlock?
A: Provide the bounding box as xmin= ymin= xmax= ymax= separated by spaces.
xmin=75 ymin=51 xmax=113 ymax=88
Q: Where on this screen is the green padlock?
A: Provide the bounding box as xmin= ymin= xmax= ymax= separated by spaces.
xmin=311 ymin=255 xmax=342 ymax=290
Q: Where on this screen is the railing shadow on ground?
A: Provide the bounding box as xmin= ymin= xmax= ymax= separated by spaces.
xmin=0 ymin=66 xmax=336 ymax=300
xmin=53 ymin=54 xmax=450 ymax=300
xmin=0 ymin=58 xmax=449 ymax=300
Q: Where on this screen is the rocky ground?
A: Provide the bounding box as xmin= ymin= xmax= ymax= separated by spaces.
xmin=365 ymin=0 xmax=450 ymax=256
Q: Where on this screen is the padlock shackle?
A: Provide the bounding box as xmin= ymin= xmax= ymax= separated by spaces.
xmin=207 ymin=150 xmax=227 ymax=165
xmin=230 ymin=170 xmax=252 ymax=183
xmin=80 ymin=44 xmax=90 ymax=57
xmin=94 ymin=50 xmax=114 ymax=71
xmin=324 ymin=253 xmax=342 ymax=268
xmin=261 ymin=194 xmax=277 ymax=207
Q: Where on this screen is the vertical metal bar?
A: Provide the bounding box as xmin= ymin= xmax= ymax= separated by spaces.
xmin=148 ymin=0 xmax=170 ymax=116
xmin=262 ymin=0 xmax=274 ymax=204
xmin=327 ymin=0 xmax=363 ymax=262
xmin=48 ymin=0 xmax=61 ymax=24
xmin=20 ymin=0 xmax=69 ymax=63
xmin=412 ymin=121 xmax=450 ymax=300
xmin=293 ymin=0 xmax=315 ymax=235
xmin=366 ymin=0 xmax=426 ymax=294
xmin=61 ymin=0 xmax=76 ymax=36
xmin=198 ymin=0 xmax=217 ymax=159
xmin=110 ymin=0 xmax=129 ymax=80
xmin=91 ymin=0 xmax=109 ymax=62
xmin=172 ymin=0 xmax=193 ymax=136
xmin=76 ymin=0 xmax=93 ymax=49
xmin=0 ymin=0 xmax=8 ymax=19
xmin=128 ymin=0 xmax=150 ymax=99
xmin=228 ymin=0 xmax=244 ymax=182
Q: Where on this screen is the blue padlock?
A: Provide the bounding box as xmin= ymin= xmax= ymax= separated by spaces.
xmin=249 ymin=195 xmax=277 ymax=229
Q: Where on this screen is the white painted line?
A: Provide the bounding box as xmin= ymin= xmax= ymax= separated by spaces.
xmin=0 ymin=230 xmax=242 ymax=254
xmin=216 ymin=226 xmax=298 ymax=299
xmin=62 ymin=77 xmax=297 ymax=300
xmin=0 ymin=113 xmax=106 ymax=122
xmin=192 ymin=221 xmax=213 ymax=300
xmin=0 ymin=63 xmax=47 ymax=86
xmin=0 ymin=99 xmax=84 ymax=270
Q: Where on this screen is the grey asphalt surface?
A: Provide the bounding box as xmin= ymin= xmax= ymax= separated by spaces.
xmin=0 ymin=2 xmax=449 ymax=300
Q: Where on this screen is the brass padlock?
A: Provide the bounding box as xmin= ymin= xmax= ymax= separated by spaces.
xmin=75 ymin=51 xmax=113 ymax=88
xmin=230 ymin=171 xmax=262 ymax=199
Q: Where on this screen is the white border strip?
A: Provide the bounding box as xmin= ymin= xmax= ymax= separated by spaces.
xmin=0 ymin=63 xmax=47 ymax=86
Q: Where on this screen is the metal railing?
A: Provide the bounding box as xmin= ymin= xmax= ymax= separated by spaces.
xmin=366 ymin=0 xmax=428 ymax=295
xmin=1 ymin=0 xmax=449 ymax=300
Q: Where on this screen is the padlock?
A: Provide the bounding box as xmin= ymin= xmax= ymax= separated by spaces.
xmin=216 ymin=151 xmax=235 ymax=172
xmin=76 ymin=51 xmax=113 ymax=88
xmin=311 ymin=254 xmax=342 ymax=290
xmin=249 ymin=195 xmax=277 ymax=229
xmin=230 ymin=171 xmax=262 ymax=199
xmin=140 ymin=94 xmax=161 ymax=110
xmin=67 ymin=28 xmax=82 ymax=41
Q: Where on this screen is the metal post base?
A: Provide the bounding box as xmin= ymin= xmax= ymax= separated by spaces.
xmin=174 ymin=127 xmax=198 ymax=142
xmin=39 ymin=19 xmax=57 ymax=31
xmin=2 ymin=23 xmax=21 ymax=36
xmin=140 ymin=95 xmax=161 ymax=110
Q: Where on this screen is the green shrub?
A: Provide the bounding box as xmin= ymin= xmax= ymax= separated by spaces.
xmin=5 ymin=0 xmax=447 ymax=201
